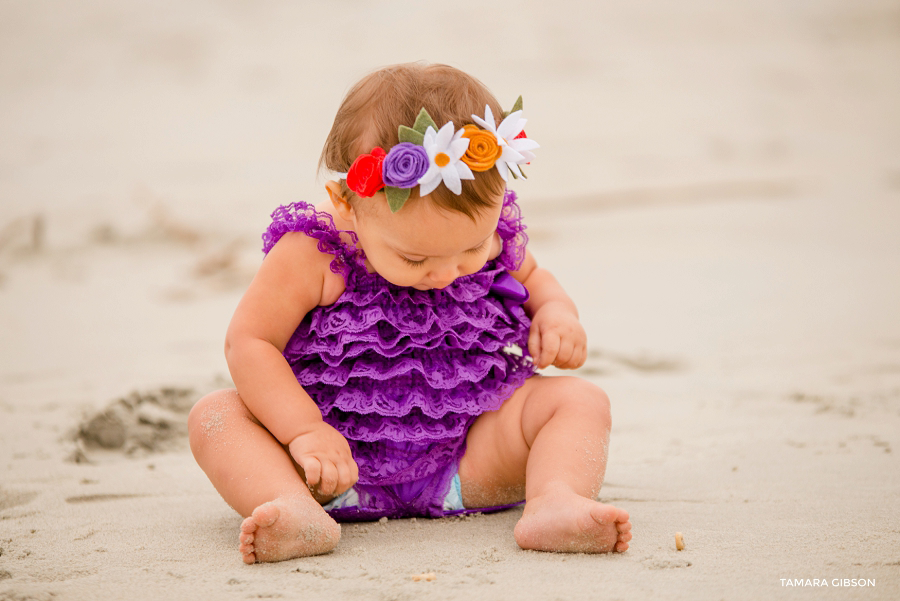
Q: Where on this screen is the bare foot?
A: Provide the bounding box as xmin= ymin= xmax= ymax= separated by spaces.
xmin=514 ymin=487 xmax=632 ymax=553
xmin=238 ymin=495 xmax=340 ymax=563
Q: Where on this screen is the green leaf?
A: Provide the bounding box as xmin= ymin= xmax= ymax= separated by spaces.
xmin=413 ymin=108 xmax=438 ymax=135
xmin=398 ymin=125 xmax=424 ymax=145
xmin=502 ymin=95 xmax=524 ymax=119
xmin=386 ymin=186 xmax=411 ymax=213
xmin=508 ymin=165 xmax=528 ymax=180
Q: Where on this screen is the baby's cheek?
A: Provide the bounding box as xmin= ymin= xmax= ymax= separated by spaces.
xmin=489 ymin=232 xmax=503 ymax=260
xmin=373 ymin=263 xmax=420 ymax=288
xmin=465 ymin=252 xmax=491 ymax=276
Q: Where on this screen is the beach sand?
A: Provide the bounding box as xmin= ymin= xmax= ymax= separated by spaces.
xmin=1 ymin=1 xmax=899 ymax=599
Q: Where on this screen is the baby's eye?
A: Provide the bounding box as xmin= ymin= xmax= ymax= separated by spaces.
xmin=465 ymin=241 xmax=488 ymax=255
xmin=400 ymin=255 xmax=427 ymax=267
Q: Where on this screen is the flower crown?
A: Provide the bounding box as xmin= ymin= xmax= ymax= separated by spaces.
xmin=341 ymin=96 xmax=538 ymax=212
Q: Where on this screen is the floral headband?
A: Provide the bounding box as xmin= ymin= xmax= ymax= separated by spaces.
xmin=340 ymin=97 xmax=538 ymax=212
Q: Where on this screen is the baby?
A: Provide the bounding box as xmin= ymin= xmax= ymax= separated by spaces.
xmin=188 ymin=62 xmax=632 ymax=563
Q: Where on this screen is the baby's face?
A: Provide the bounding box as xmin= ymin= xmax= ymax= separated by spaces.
xmin=351 ymin=192 xmax=504 ymax=290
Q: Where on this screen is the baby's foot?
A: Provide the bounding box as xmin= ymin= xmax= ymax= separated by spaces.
xmin=514 ymin=487 xmax=631 ymax=553
xmin=238 ymin=495 xmax=340 ymax=564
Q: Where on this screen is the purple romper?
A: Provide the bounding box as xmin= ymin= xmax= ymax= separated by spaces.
xmin=261 ymin=190 xmax=536 ymax=521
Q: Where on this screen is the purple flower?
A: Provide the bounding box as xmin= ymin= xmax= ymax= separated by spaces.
xmin=382 ymin=143 xmax=429 ymax=189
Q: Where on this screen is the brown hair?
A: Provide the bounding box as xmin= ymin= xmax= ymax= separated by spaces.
xmin=319 ymin=62 xmax=507 ymax=219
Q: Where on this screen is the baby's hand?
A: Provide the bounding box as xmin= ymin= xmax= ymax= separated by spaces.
xmin=527 ymin=301 xmax=587 ymax=370
xmin=287 ymin=421 xmax=359 ymax=498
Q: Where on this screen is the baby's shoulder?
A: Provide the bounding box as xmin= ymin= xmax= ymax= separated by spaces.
xmin=265 ymin=226 xmax=347 ymax=307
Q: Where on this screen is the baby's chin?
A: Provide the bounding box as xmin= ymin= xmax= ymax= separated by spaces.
xmin=375 ymin=270 xmax=450 ymax=290
xmin=407 ymin=282 xmax=446 ymax=291
xmin=377 ymin=274 xmax=431 ymax=290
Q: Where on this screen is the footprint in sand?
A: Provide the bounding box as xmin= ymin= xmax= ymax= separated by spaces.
xmin=71 ymin=387 xmax=197 ymax=462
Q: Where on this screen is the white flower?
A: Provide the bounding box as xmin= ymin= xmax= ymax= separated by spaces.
xmin=471 ymin=105 xmax=539 ymax=181
xmin=417 ymin=121 xmax=474 ymax=196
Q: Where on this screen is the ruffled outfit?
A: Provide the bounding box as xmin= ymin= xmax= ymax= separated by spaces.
xmin=262 ymin=190 xmax=535 ymax=521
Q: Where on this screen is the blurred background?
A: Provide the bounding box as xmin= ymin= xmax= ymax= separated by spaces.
xmin=1 ymin=0 xmax=898 ymax=400
xmin=1 ymin=4 xmax=900 ymax=595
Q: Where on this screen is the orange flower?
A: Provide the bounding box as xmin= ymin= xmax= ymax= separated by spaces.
xmin=460 ymin=125 xmax=502 ymax=172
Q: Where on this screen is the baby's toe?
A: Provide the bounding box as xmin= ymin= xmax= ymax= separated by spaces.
xmin=615 ymin=540 xmax=629 ymax=552
xmin=240 ymin=532 xmax=254 ymax=545
xmin=240 ymin=540 xmax=257 ymax=564
xmin=251 ymin=502 xmax=280 ymax=528
xmin=587 ymin=503 xmax=620 ymax=527
xmin=240 ymin=516 xmax=258 ymax=534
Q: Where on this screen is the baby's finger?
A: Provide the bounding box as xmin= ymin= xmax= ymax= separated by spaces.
xmin=573 ymin=345 xmax=587 ymax=369
xmin=299 ymin=457 xmax=322 ymax=489
xmin=554 ymin=338 xmax=575 ymax=368
xmin=538 ymin=330 xmax=560 ymax=369
xmin=350 ymin=457 xmax=360 ymax=486
xmin=567 ymin=341 xmax=587 ymax=369
xmin=317 ymin=460 xmax=339 ymax=497
xmin=335 ymin=461 xmax=354 ymax=496
xmin=527 ymin=325 xmax=541 ymax=362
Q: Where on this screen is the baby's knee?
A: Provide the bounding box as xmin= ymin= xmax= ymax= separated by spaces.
xmin=187 ymin=389 xmax=246 ymax=448
xmin=555 ymin=377 xmax=611 ymax=425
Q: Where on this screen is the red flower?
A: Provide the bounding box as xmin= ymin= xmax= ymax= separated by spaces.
xmin=346 ymin=147 xmax=386 ymax=197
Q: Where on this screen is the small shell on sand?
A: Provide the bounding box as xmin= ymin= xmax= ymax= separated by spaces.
xmin=675 ymin=532 xmax=685 ymax=551
xmin=411 ymin=572 xmax=436 ymax=582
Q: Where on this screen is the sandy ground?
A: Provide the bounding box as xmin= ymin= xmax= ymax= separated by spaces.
xmin=1 ymin=1 xmax=899 ymax=599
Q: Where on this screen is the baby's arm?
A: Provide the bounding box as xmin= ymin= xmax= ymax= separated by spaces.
xmin=510 ymin=249 xmax=587 ymax=369
xmin=224 ymin=232 xmax=358 ymax=498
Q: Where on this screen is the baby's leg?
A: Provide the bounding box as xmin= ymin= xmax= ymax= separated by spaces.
xmin=188 ymin=389 xmax=340 ymax=563
xmin=459 ymin=376 xmax=632 ymax=553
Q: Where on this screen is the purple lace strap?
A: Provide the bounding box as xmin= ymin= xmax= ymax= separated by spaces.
xmin=261 ymin=202 xmax=362 ymax=280
xmin=495 ymin=189 xmax=528 ymax=271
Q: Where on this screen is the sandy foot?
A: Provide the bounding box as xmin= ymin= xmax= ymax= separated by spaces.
xmin=514 ymin=488 xmax=632 ymax=553
xmin=238 ymin=495 xmax=341 ymax=563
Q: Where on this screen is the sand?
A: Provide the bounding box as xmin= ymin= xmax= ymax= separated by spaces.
xmin=1 ymin=1 xmax=899 ymax=599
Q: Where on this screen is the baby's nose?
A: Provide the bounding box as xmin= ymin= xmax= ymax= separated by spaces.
xmin=429 ymin=262 xmax=460 ymax=288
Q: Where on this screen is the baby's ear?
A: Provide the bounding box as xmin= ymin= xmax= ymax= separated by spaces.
xmin=326 ymin=181 xmax=355 ymax=220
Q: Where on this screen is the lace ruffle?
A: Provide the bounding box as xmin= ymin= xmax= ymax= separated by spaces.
xmin=303 ymin=353 xmax=532 ymax=420
xmin=284 ymin=289 xmax=527 ymax=366
xmin=350 ymin=439 xmax=464 ymax=487
xmin=321 ymin=269 xmax=499 ymax=306
xmin=300 ymin=291 xmax=509 ymax=338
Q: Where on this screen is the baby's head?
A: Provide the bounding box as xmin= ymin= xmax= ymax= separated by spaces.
xmin=320 ymin=62 xmax=507 ymax=220
xmin=320 ymin=62 xmax=535 ymax=290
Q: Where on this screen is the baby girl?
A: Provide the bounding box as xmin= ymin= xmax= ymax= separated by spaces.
xmin=188 ymin=62 xmax=632 ymax=563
